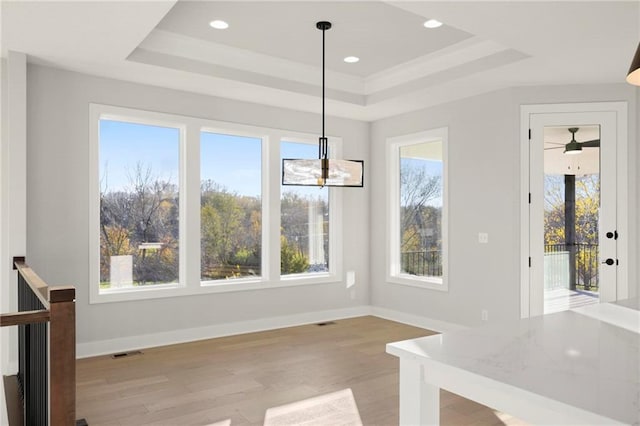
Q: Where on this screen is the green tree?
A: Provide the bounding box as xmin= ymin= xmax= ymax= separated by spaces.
xmin=281 ymin=191 xmax=328 ymax=271
xmin=200 ymin=180 xmax=261 ymax=279
xmin=280 ymin=235 xmax=309 ymax=274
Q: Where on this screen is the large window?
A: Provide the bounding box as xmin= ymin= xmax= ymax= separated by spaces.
xmin=99 ymin=119 xmax=181 ymax=290
xmin=201 ymin=132 xmax=262 ymax=281
xmin=90 ymin=104 xmax=341 ymax=303
xmin=388 ymin=128 xmax=448 ymax=290
xmin=281 ymin=141 xmax=330 ymax=276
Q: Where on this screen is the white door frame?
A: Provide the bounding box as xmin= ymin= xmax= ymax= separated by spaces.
xmin=520 ymin=102 xmax=629 ymax=318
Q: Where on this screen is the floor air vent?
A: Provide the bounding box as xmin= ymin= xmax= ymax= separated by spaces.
xmin=316 ymin=321 xmax=336 ymax=326
xmin=111 ymin=350 xmax=143 ymax=359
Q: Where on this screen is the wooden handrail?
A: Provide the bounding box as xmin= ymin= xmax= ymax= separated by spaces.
xmin=13 ymin=259 xmax=49 ymax=309
xmin=6 ymin=257 xmax=77 ymax=425
xmin=0 ymin=309 xmax=50 ymax=327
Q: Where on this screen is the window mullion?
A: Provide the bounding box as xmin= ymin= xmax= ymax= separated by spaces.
xmin=268 ymin=133 xmax=284 ymax=283
xmin=184 ymin=122 xmax=201 ymax=289
xmin=328 ymin=138 xmax=343 ymax=279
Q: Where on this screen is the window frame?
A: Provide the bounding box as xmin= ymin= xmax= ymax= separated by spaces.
xmin=89 ymin=105 xmax=187 ymax=304
xmin=198 ymin=126 xmax=268 ymax=287
xmin=89 ymin=104 xmax=343 ymax=304
xmin=386 ymin=127 xmax=449 ymax=291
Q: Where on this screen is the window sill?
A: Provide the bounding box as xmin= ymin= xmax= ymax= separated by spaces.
xmin=387 ymin=275 xmax=448 ymax=292
xmin=90 ymin=274 xmax=341 ymax=304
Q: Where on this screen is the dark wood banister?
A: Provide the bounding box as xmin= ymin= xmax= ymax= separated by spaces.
xmin=0 ymin=309 xmax=50 ymax=327
xmin=13 ymin=259 xmax=50 ymax=308
xmin=1 ymin=257 xmax=76 ymax=425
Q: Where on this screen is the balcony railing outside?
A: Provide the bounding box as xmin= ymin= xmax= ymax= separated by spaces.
xmin=544 ymin=243 xmax=599 ymax=291
xmin=401 ymin=245 xmax=598 ymax=291
xmin=401 ymin=250 xmax=442 ymax=277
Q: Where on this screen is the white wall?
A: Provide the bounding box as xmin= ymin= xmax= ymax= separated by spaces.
xmin=0 ymin=56 xmax=8 ymax=426
xmin=370 ymin=83 xmax=638 ymax=327
xmin=637 ymin=85 xmax=640 ymax=299
xmin=25 ymin=65 xmax=370 ymax=353
xmin=1 ymin=51 xmax=27 ymax=373
xmin=0 ymin=49 xmax=29 ymax=426
xmin=20 ymin=63 xmax=640 ymax=354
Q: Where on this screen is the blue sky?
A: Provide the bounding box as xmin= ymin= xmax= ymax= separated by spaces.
xmin=99 ymin=120 xmax=328 ymax=198
xmin=401 ymin=157 xmax=444 ymax=208
xmin=100 ymin=120 xmax=179 ymax=192
xmin=201 ymin=131 xmax=261 ymax=197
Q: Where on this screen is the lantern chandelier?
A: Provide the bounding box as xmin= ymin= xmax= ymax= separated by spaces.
xmin=282 ymin=21 xmax=364 ymax=187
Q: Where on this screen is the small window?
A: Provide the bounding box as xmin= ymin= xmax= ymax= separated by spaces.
xmin=280 ymin=141 xmax=330 ymax=276
xmin=388 ymin=128 xmax=448 ymax=290
xmin=99 ymin=119 xmax=181 ymax=291
xmin=200 ymin=131 xmax=262 ymax=282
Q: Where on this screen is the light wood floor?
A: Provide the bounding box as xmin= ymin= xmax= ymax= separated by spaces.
xmin=76 ymin=316 xmax=527 ymax=426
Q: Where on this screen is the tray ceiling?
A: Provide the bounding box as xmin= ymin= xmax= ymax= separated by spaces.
xmin=2 ymin=1 xmax=638 ymax=121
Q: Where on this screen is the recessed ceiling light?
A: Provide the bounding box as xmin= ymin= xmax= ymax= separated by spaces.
xmin=423 ymin=19 xmax=443 ymax=29
xmin=209 ymin=20 xmax=229 ymax=30
xmin=344 ymin=56 xmax=360 ymax=63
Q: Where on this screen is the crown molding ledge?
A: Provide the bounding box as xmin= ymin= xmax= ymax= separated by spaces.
xmin=137 ymin=29 xmax=365 ymax=94
xmin=364 ymin=37 xmax=512 ymax=94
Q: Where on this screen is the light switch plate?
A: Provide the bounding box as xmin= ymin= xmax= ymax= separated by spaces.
xmin=478 ymin=233 xmax=489 ymax=244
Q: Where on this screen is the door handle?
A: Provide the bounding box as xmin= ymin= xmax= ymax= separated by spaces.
xmin=606 ymin=231 xmax=618 ymax=240
xmin=602 ymin=258 xmax=616 ymax=266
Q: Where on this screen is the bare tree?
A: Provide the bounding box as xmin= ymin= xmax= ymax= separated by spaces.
xmin=400 ymin=163 xmax=442 ymax=252
xmin=100 ymin=162 xmax=178 ymax=284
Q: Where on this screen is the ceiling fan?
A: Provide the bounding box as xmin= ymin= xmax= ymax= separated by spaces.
xmin=544 ymin=127 xmax=600 ymax=155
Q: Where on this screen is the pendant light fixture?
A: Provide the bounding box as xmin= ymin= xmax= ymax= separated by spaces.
xmin=627 ymin=41 xmax=640 ymax=86
xmin=282 ymin=21 xmax=364 ymax=187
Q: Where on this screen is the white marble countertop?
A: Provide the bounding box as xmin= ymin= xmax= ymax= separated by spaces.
xmin=615 ymin=297 xmax=640 ymax=311
xmin=387 ymin=309 xmax=640 ymax=425
xmin=573 ymin=300 xmax=640 ymax=334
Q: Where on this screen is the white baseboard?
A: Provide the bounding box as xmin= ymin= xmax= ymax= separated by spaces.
xmin=77 ymin=305 xmax=466 ymax=359
xmin=370 ymin=306 xmax=467 ymax=333
xmin=76 ymin=305 xmax=371 ymax=359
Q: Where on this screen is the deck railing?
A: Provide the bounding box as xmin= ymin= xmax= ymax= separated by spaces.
xmin=544 ymin=243 xmax=599 ymax=291
xmin=0 ymin=257 xmax=76 ymax=425
xmin=401 ymin=250 xmax=442 ymax=277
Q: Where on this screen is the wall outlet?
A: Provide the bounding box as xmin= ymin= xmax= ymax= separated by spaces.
xmin=478 ymin=232 xmax=489 ymax=244
xmin=481 ymin=309 xmax=489 ymax=321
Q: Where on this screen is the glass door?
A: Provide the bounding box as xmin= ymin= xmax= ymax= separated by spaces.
xmin=542 ymin=126 xmax=601 ymax=314
xmin=528 ymin=111 xmax=618 ymax=316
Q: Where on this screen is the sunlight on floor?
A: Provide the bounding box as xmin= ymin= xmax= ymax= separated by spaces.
xmin=263 ymin=388 xmax=363 ymax=426
xmin=206 ymin=420 xmax=231 ymax=426
xmin=544 ymin=287 xmax=599 ymax=314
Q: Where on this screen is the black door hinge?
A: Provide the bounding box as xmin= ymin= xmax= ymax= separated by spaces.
xmin=528 ymin=257 xmax=532 ymax=267
xmin=528 ymin=128 xmax=531 ymax=140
